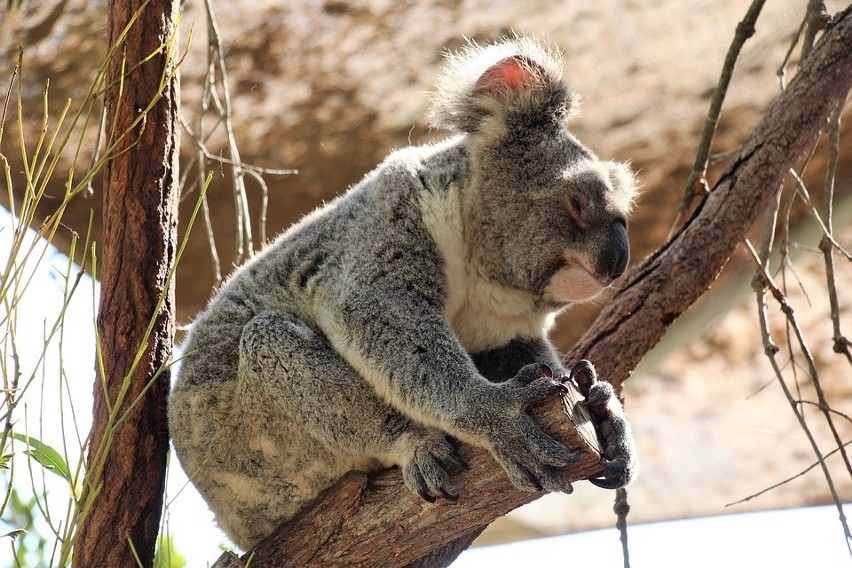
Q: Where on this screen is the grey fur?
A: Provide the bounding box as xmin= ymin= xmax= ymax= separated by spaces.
xmin=169 ymin=36 xmax=639 ymax=550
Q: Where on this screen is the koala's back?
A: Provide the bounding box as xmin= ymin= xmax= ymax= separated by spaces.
xmin=173 ymin=140 xmax=463 ymax=387
xmin=168 ymin=141 xmax=467 ymax=542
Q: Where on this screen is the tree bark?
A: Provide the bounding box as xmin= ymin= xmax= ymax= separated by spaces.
xmin=213 ymin=7 xmax=852 ymax=567
xmin=72 ymin=1 xmax=179 ymax=567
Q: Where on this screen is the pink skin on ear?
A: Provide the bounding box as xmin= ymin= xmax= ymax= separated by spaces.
xmin=491 ymin=58 xmax=534 ymax=88
xmin=475 ymin=56 xmax=545 ymax=96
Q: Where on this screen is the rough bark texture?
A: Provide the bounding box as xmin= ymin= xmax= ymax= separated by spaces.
xmin=72 ymin=1 xmax=180 ymax=567
xmin=213 ymin=8 xmax=852 ymax=567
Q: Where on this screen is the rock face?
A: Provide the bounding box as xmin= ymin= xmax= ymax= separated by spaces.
xmin=4 ymin=0 xmax=848 ymax=330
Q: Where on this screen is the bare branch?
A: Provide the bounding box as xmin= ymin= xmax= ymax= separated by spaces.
xmin=819 ymin=109 xmax=852 ymax=362
xmin=725 ymin=437 xmax=852 ymax=507
xmin=668 ymin=0 xmax=766 ymax=237
xmin=744 ymin=239 xmax=852 ymax=555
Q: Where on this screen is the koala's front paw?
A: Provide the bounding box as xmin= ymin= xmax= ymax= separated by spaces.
xmin=569 ymin=360 xmax=638 ymax=489
xmin=481 ymin=363 xmax=583 ymax=494
xmin=400 ymin=431 xmax=467 ymax=503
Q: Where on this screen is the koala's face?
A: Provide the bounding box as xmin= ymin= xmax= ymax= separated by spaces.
xmin=471 ymin=127 xmax=636 ymax=307
xmin=540 ymin=150 xmax=635 ymax=304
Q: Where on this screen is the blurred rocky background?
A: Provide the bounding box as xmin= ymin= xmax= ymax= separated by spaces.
xmin=2 ymin=0 xmax=850 ymax=549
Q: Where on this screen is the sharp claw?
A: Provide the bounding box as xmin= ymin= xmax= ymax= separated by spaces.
xmin=417 ymin=488 xmax=437 ymax=503
xmin=439 ymin=488 xmax=459 ymax=502
xmin=447 ymin=453 xmax=469 ymax=471
xmin=588 ymin=475 xmax=624 ymax=490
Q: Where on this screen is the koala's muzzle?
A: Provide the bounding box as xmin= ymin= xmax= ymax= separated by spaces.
xmin=598 ymin=220 xmax=629 ymax=280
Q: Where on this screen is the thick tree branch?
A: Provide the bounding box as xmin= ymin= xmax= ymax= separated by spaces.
xmin=214 ymin=8 xmax=852 ymax=567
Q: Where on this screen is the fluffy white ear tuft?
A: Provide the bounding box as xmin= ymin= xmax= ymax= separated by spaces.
xmin=428 ymin=36 xmax=576 ymax=134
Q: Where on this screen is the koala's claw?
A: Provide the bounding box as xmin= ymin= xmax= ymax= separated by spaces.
xmin=565 ymin=359 xmax=640 ymax=490
xmin=602 ymin=457 xmax=629 ymax=471
xmin=500 ymin=458 xmax=574 ymax=494
xmin=568 ymin=359 xmax=597 ymax=394
xmin=417 ymin=488 xmax=437 ymax=503
xmin=442 ymin=446 xmax=470 ymax=471
xmin=402 ymin=433 xmax=463 ymax=504
xmin=587 ymin=474 xmax=625 ymax=490
xmin=439 ymin=487 xmax=459 ymax=502
xmin=480 ymin=364 xmax=581 ymax=495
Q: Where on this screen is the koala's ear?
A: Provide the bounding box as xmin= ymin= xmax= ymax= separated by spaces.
xmin=429 ymin=37 xmax=576 ymax=135
xmin=604 ymin=160 xmax=639 ymax=216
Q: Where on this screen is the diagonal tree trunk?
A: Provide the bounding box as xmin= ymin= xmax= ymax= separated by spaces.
xmin=212 ymin=6 xmax=852 ymax=568
xmin=73 ymin=1 xmax=180 ymax=566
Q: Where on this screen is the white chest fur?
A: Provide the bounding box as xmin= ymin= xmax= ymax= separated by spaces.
xmin=419 ymin=188 xmax=554 ymax=353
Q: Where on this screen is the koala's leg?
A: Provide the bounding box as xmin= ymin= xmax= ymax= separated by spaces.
xmin=239 ymin=310 xmax=466 ymax=503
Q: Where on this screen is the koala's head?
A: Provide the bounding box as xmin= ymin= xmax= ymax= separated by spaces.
xmin=431 ymin=37 xmax=637 ymax=306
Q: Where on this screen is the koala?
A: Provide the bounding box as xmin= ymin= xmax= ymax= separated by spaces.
xmin=168 ymin=36 xmax=638 ymax=551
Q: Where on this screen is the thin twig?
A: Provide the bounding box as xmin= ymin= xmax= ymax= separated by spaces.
xmin=194 ymin=110 xmax=222 ymax=284
xmin=668 ymin=0 xmax=766 ymax=238
xmin=746 ymin=239 xmax=852 ymax=557
xmin=818 ymin=109 xmax=852 ymax=363
xmin=800 ymin=1 xmax=831 ymax=62
xmin=615 ymin=488 xmax=630 ymax=568
xmin=788 ymin=169 xmax=851 ymax=259
xmin=776 ymin=18 xmax=807 ymax=90
xmin=179 ymin=116 xmax=297 ymax=177
xmin=726 ymin=437 xmax=852 ymax=507
xmin=752 ymin=236 xmax=852 ymax=476
xmin=797 ymin=401 xmax=852 ymax=427
xmin=204 ymin=0 xmax=253 ymax=262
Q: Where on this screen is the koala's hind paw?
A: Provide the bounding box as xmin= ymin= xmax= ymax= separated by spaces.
xmin=568 ymin=360 xmax=639 ymax=490
xmin=401 ymin=433 xmax=466 ymax=503
xmin=486 ymin=364 xmax=583 ymax=495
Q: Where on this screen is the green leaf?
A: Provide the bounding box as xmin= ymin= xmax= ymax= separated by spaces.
xmin=2 ymin=528 xmax=27 ymax=540
xmin=12 ymin=433 xmax=72 ymax=483
xmin=0 ymin=453 xmax=11 ymax=469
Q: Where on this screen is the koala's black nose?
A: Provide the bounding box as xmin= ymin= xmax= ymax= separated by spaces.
xmin=599 ymin=220 xmax=629 ymax=280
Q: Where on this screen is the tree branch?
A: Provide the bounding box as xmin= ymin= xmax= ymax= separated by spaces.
xmin=214 ymin=8 xmax=852 ymax=567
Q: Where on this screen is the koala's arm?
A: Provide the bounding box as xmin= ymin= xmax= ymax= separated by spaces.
xmin=316 ymin=252 xmax=500 ymax=431
xmin=314 ymin=225 xmax=578 ymax=493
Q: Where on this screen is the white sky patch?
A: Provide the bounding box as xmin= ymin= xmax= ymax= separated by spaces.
xmin=0 ymin=207 xmax=226 ymax=565
xmin=455 ymin=504 xmax=852 ymax=567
